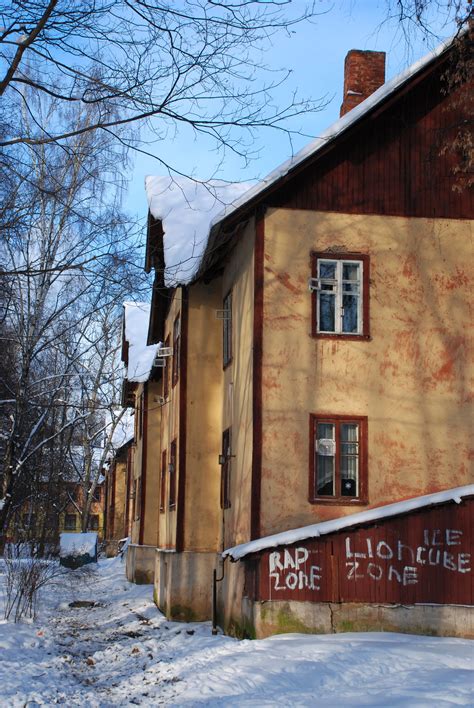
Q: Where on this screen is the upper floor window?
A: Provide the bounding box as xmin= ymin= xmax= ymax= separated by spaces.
xmin=311 ymin=253 xmax=369 ymax=338
xmin=220 ymin=428 xmax=232 ymax=509
xmin=163 ymin=334 xmax=170 ymax=398
xmin=309 ymin=414 xmax=367 ymax=504
xmin=169 ymin=439 xmax=177 ymax=509
xmin=223 ymin=291 xmax=232 ymax=368
xmin=172 ymin=315 xmax=180 ymax=387
xmin=160 ymin=449 xmax=167 ymax=513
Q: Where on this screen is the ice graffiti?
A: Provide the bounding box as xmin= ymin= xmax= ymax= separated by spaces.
xmin=345 ymin=528 xmax=471 ymax=585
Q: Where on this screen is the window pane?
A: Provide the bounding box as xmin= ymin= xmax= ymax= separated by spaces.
xmin=319 ymin=261 xmax=336 ymax=279
xmin=319 ymin=293 xmax=335 ymax=331
xmin=340 ymin=423 xmax=359 ymax=497
xmin=343 ymin=263 xmax=360 ymax=281
xmin=342 ymin=294 xmax=359 ymax=333
xmin=316 ymin=423 xmax=335 ymax=496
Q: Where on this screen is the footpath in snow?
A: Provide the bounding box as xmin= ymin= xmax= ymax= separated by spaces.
xmin=0 ymin=557 xmax=473 ymax=706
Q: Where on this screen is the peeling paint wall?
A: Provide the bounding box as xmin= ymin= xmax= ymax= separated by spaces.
xmin=261 ymin=209 xmax=473 ymax=537
xmin=221 ymin=218 xmax=256 ymax=550
xmin=184 ymin=282 xmax=222 ymax=552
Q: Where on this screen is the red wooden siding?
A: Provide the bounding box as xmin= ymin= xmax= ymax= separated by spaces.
xmin=253 ymin=498 xmax=473 ymax=606
xmin=269 ymin=62 xmax=472 ymax=220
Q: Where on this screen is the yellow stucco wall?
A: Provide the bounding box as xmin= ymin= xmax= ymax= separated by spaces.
xmin=109 ymin=457 xmax=127 ymax=541
xmin=260 ymin=208 xmax=473 ymax=536
xmin=184 ymin=282 xmax=222 ymax=552
xmin=131 ymin=382 xmax=144 ymax=544
xmin=221 ymin=219 xmax=256 ymax=549
xmin=142 ymin=380 xmax=162 ymax=547
xmin=158 ymin=287 xmax=183 ymax=549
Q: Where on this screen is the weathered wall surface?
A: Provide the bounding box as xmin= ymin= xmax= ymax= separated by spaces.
xmin=158 ymin=288 xmax=183 ymax=550
xmin=221 ymin=218 xmax=256 ymax=550
xmin=131 ymin=382 xmax=144 ymax=545
xmin=184 ymin=282 xmax=222 ymax=552
xmin=142 ymin=380 xmax=162 ymax=547
xmin=154 ymin=550 xmax=216 ymax=621
xmin=125 ymin=543 xmax=156 ymax=584
xmin=261 ymin=208 xmax=473 ymax=536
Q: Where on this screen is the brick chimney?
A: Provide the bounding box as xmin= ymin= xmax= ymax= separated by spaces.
xmin=340 ymin=50 xmax=386 ymax=117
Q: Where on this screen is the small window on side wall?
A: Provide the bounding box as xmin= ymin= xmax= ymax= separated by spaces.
xmin=311 ymin=252 xmax=369 ymax=339
xmin=160 ymin=449 xmax=167 ymax=513
xmin=309 ymin=414 xmax=367 ymax=504
xmin=223 ymin=291 xmax=232 ymax=368
xmin=220 ymin=428 xmax=232 ymax=509
xmin=169 ymin=439 xmax=177 ymax=509
xmin=172 ymin=315 xmax=180 ymax=387
xmin=163 ymin=335 xmax=170 ymax=398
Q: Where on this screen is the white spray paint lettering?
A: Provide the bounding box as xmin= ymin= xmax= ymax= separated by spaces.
xmin=345 ymin=529 xmax=471 ymax=584
xmin=269 ymin=547 xmax=321 ymax=592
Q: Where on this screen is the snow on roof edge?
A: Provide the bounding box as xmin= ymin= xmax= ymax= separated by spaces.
xmin=223 ymin=485 xmax=474 ymax=561
xmin=205 ymin=33 xmax=456 ymax=238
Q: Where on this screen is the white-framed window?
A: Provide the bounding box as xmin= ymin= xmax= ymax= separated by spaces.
xmin=310 ymin=253 xmax=369 ymax=338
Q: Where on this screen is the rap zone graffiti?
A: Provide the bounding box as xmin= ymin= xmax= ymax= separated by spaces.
xmin=259 ymin=502 xmax=473 ymax=605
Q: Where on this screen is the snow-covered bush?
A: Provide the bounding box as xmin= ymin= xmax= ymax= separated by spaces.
xmin=2 ymin=544 xmax=64 ymax=622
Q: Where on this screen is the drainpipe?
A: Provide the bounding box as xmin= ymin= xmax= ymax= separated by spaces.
xmin=212 ymin=558 xmax=226 ymax=635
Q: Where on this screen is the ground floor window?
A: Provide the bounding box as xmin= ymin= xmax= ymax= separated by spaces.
xmin=64 ymin=513 xmax=77 ymax=530
xmin=310 ymin=414 xmax=367 ymax=503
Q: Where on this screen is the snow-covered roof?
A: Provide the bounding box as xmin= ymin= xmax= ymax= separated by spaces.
xmin=145 ymin=177 xmax=254 ymax=286
xmin=223 ymin=485 xmax=474 ymax=561
xmin=205 ymin=35 xmax=455 ymax=238
xmin=123 ymin=302 xmax=159 ymax=383
xmin=60 ymin=532 xmax=98 ymax=558
xmin=111 ymin=409 xmax=135 ymax=450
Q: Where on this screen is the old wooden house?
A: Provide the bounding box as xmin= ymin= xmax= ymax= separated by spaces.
xmin=126 ymin=35 xmax=473 ymax=637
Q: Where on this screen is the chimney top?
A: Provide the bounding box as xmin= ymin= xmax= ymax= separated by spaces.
xmin=340 ymin=49 xmax=386 ymax=117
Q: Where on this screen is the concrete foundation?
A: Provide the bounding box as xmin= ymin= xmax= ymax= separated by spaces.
xmin=154 ymin=550 xmax=217 ymax=621
xmin=126 ymin=544 xmax=156 ymax=584
xmin=246 ymin=600 xmax=473 ymax=639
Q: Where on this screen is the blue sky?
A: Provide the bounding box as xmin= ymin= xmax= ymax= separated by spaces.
xmin=123 ymin=1 xmax=458 ymax=218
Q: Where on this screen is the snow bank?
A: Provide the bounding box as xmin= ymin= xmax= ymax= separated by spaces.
xmin=123 ymin=301 xmax=159 ymax=383
xmin=59 ymin=532 xmax=97 ymax=559
xmin=145 ymin=176 xmax=254 ymax=285
xmin=223 ymin=485 xmax=474 ymax=561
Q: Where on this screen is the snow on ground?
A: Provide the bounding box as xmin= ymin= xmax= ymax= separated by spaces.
xmin=0 ymin=557 xmax=472 ymax=706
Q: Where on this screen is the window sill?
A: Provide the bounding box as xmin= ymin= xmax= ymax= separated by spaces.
xmin=312 ymin=333 xmax=371 ymax=341
xmin=309 ymin=497 xmax=368 ymax=506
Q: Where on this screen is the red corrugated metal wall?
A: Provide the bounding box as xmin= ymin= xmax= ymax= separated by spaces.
xmin=252 ymin=499 xmax=472 ymax=606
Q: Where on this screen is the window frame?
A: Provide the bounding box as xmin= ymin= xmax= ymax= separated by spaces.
xmin=220 ymin=427 xmax=232 ymax=509
xmin=223 ymin=290 xmax=233 ymax=369
xmin=172 ymin=315 xmax=181 ymax=387
xmin=311 ymin=252 xmax=370 ymax=340
xmin=309 ymin=414 xmax=368 ymax=505
xmin=169 ymin=439 xmax=177 ymax=510
xmin=64 ymin=513 xmax=77 ymax=531
xmin=163 ymin=334 xmax=170 ymax=398
xmin=160 ymin=449 xmax=167 ymax=513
